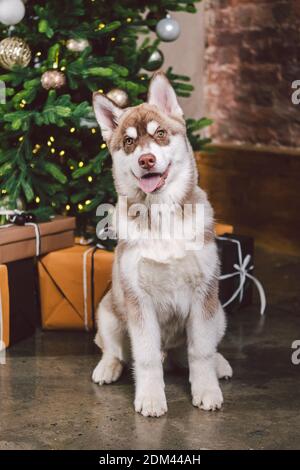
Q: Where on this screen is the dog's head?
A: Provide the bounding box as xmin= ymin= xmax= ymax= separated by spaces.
xmin=93 ymin=72 xmax=196 ymax=202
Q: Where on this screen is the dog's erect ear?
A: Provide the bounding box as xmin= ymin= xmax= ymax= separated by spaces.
xmin=93 ymin=93 xmax=123 ymax=142
xmin=148 ymin=72 xmax=183 ymax=117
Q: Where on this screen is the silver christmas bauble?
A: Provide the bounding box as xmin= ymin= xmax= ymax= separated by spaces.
xmin=106 ymin=88 xmax=129 ymax=107
xmin=41 ymin=70 xmax=66 ymax=90
xmin=66 ymin=38 xmax=90 ymax=52
xmin=0 ymin=0 xmax=25 ymax=26
xmin=0 ymin=36 xmax=31 ymax=70
xmin=156 ymin=16 xmax=181 ymax=42
xmin=143 ymin=48 xmax=164 ymax=72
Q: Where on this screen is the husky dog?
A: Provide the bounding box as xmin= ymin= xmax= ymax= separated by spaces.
xmin=92 ymin=73 xmax=232 ymax=417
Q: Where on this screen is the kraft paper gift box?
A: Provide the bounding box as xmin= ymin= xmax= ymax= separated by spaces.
xmin=0 ymin=258 xmax=40 ymax=349
xmin=0 ymin=264 xmax=9 ymax=350
xmin=0 ymin=216 xmax=76 ymax=264
xmin=38 ymin=245 xmax=114 ymax=331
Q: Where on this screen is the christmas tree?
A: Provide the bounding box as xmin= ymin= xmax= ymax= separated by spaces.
xmin=0 ymin=0 xmax=211 ymax=236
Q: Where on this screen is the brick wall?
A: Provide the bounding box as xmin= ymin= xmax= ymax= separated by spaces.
xmin=204 ymin=0 xmax=300 ymax=147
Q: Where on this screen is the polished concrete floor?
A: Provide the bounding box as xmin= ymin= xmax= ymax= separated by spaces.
xmin=1 ymin=247 xmax=300 ymax=450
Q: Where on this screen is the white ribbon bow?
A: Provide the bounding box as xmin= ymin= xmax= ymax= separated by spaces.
xmin=217 ymin=236 xmax=266 ymax=315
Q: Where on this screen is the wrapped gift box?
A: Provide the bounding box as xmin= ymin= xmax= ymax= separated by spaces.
xmin=38 ymin=245 xmax=114 ymax=331
xmin=217 ymin=233 xmax=255 ymax=312
xmin=0 ymin=216 xmax=76 ymax=264
xmin=215 ymin=223 xmax=233 ymax=236
xmin=0 ymin=258 xmax=39 ymax=349
xmin=0 ymin=265 xmax=9 ymax=350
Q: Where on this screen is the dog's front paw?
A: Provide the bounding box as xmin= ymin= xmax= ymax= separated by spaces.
xmin=135 ymin=390 xmax=168 ymax=417
xmin=192 ymin=386 xmax=223 ymax=411
xmin=92 ymin=356 xmax=123 ymax=385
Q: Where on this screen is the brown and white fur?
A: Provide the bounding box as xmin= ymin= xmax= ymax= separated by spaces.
xmin=92 ymin=72 xmax=232 ymax=417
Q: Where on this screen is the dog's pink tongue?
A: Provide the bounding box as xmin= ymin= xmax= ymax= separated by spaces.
xmin=139 ymin=175 xmax=161 ymax=193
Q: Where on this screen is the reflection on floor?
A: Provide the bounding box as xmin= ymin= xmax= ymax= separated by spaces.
xmin=1 ymin=247 xmax=300 ymax=450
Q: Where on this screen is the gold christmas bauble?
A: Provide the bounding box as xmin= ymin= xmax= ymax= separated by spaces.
xmin=0 ymin=37 xmax=31 ymax=70
xmin=66 ymin=38 xmax=90 ymax=52
xmin=41 ymin=70 xmax=66 ymax=90
xmin=106 ymin=88 xmax=129 ymax=108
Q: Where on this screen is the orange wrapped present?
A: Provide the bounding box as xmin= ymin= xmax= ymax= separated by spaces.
xmin=215 ymin=223 xmax=233 ymax=236
xmin=0 ymin=264 xmax=9 ymax=351
xmin=38 ymin=245 xmax=114 ymax=331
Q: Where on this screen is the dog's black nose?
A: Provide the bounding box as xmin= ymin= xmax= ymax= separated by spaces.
xmin=138 ymin=153 xmax=156 ymax=170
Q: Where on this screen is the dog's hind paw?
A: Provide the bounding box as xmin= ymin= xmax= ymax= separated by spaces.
xmin=92 ymin=356 xmax=123 ymax=385
xmin=216 ymin=352 xmax=233 ymax=380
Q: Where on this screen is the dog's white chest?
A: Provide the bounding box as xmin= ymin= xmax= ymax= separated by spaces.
xmin=136 ymin=243 xmax=205 ymax=349
xmin=138 ymin=250 xmax=202 ymax=295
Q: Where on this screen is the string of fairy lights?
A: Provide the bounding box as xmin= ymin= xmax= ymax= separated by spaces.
xmin=12 ymin=41 xmax=111 ymax=212
xmin=3 ymin=11 xmax=144 ymax=213
xmin=7 ymin=126 xmax=108 ymax=211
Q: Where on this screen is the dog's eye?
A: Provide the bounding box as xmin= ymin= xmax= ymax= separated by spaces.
xmin=124 ymin=136 xmax=134 ymax=146
xmin=156 ymin=129 xmax=166 ymax=138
